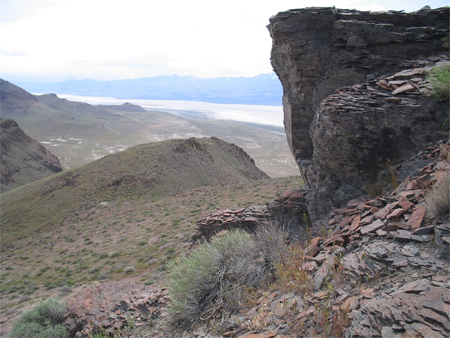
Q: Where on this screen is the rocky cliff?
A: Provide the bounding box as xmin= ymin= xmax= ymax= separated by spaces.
xmin=0 ymin=119 xmax=64 ymax=192
xmin=268 ymin=6 xmax=449 ymax=219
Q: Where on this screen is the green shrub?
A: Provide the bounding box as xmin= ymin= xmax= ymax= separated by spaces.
xmin=9 ymin=298 xmax=67 ymax=338
xmin=426 ymin=65 xmax=450 ymax=101
xmin=168 ymin=224 xmax=288 ymax=326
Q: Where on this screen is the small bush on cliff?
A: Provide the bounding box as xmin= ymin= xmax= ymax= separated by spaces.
xmin=426 ymin=65 xmax=450 ymax=101
xmin=9 ymin=298 xmax=67 ymax=338
xmin=168 ymin=224 xmax=288 ymax=326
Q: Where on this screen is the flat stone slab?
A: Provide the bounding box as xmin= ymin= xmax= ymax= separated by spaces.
xmin=360 ymin=219 xmax=385 ymax=235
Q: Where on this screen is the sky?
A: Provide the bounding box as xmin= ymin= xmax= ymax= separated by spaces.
xmin=1 ymin=0 xmax=448 ymax=82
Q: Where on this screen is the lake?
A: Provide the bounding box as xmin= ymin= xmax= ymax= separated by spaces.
xmin=56 ymin=94 xmax=285 ymax=128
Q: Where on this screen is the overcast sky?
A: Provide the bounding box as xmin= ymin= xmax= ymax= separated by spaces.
xmin=1 ymin=0 xmax=447 ymax=82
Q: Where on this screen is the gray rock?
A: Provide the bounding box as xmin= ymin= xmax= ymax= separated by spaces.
xmin=346 ymin=284 xmax=449 ymax=337
xmin=435 ymin=223 xmax=450 ymax=261
xmin=268 ymin=7 xmax=449 ymax=219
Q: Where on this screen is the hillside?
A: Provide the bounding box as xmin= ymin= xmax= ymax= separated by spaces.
xmin=0 ymin=78 xmax=39 ymax=115
xmin=0 ymin=134 xmax=300 ymax=335
xmin=0 ymin=119 xmax=63 ymax=193
xmin=16 ymin=73 xmax=283 ymax=106
xmin=1 ymin=137 xmax=269 ymax=245
xmin=0 ymin=79 xmax=298 ymax=177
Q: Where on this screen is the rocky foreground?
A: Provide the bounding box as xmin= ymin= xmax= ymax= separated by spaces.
xmin=63 ymin=139 xmax=449 ymax=338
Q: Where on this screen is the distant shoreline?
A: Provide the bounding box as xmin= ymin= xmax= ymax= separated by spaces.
xmin=46 ymin=93 xmax=285 ymax=128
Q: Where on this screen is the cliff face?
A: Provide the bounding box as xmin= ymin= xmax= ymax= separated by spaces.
xmin=268 ymin=7 xmax=449 ymax=219
xmin=268 ymin=6 xmax=449 ymax=160
xmin=0 ymin=119 xmax=63 ymax=193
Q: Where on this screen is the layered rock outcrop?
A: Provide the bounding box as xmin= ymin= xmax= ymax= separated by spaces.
xmin=192 ymin=189 xmax=308 ymax=244
xmin=268 ymin=6 xmax=449 ymax=219
xmin=268 ymin=6 xmax=449 ymax=160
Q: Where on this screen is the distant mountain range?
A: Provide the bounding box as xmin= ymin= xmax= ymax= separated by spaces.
xmin=16 ymin=73 xmax=283 ymax=106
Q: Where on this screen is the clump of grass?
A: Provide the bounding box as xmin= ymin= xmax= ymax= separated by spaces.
xmin=168 ymin=224 xmax=289 ymax=326
xmin=9 ymin=298 xmax=67 ymax=338
xmin=426 ymin=65 xmax=450 ymax=101
xmin=275 ymin=244 xmax=312 ymax=295
xmin=425 ymin=172 xmax=450 ymax=218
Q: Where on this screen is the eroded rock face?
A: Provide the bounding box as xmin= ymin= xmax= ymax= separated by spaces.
xmin=268 ymin=7 xmax=449 ymax=219
xmin=307 ymin=61 xmax=449 ymax=218
xmin=268 ymin=6 xmax=449 ymax=161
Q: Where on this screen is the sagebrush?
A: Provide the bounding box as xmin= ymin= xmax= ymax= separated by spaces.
xmin=8 ymin=298 xmax=67 ymax=338
xmin=168 ymin=224 xmax=289 ymax=326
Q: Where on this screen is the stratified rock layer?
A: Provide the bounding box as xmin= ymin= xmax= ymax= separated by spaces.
xmin=268 ymin=7 xmax=449 ymax=219
xmin=268 ymin=6 xmax=449 ymax=161
xmin=307 ymin=60 xmax=449 ymax=218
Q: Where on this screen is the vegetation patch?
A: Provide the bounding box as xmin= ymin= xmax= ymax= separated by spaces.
xmin=8 ymin=298 xmax=67 ymax=338
xmin=426 ymin=65 xmax=450 ymax=101
xmin=168 ymin=224 xmax=288 ymax=326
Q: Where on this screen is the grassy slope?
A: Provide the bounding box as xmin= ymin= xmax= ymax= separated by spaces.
xmin=1 ymin=137 xmax=269 ymax=245
xmin=0 ymin=142 xmax=301 ymax=311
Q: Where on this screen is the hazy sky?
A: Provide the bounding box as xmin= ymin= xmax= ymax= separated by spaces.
xmin=1 ymin=0 xmax=447 ymax=82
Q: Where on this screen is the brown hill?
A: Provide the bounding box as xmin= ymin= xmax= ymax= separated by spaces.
xmin=0 ymin=79 xmax=39 ymax=115
xmin=0 ymin=118 xmax=63 ymax=193
xmin=1 ymin=136 xmax=269 ymax=245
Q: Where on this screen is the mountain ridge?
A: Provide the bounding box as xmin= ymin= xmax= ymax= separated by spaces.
xmin=15 ymin=73 xmax=283 ymax=106
xmin=0 ymin=118 xmax=64 ymax=193
xmin=1 ymin=136 xmax=269 ymax=245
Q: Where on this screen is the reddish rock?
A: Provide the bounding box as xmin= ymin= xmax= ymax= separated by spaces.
xmin=376 ymin=229 xmax=388 ymax=236
xmin=386 ymin=207 xmax=407 ymax=220
xmin=301 ymin=261 xmax=319 ymax=271
xmin=340 ymin=296 xmax=358 ymax=312
xmin=324 ymin=235 xmax=345 ymax=247
xmin=407 ymin=205 xmax=426 ymax=229
xmin=385 ymin=221 xmax=410 ymax=231
xmin=377 ymin=80 xmax=393 ymax=90
xmin=348 ymin=214 xmax=362 ymax=233
xmin=390 ymin=68 xmax=424 ymax=79
xmin=392 ymin=83 xmax=416 ymax=95
xmin=398 ymin=197 xmax=415 ymax=211
xmin=64 ymin=282 xmax=167 ymax=336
